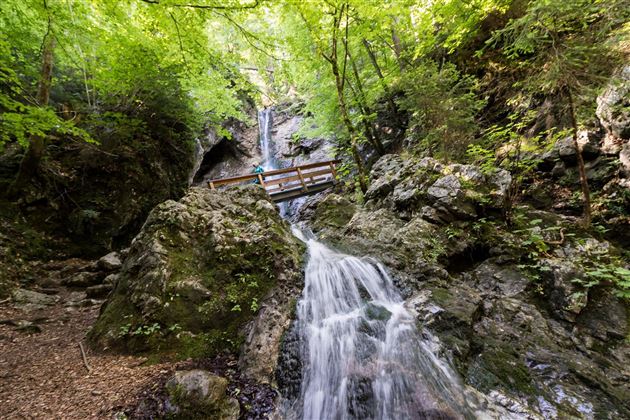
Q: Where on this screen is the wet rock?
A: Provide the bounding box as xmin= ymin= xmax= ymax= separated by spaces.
xmin=276 ymin=322 xmax=302 ymax=401
xmin=576 ymin=288 xmax=628 ymax=341
xmin=346 ymin=375 xmax=376 ymax=419
xmin=166 ymin=370 xmax=239 ymax=419
xmin=364 ymin=302 xmax=392 ymax=321
xmin=97 ymin=252 xmax=122 ymax=271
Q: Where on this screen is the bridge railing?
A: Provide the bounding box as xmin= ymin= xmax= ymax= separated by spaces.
xmin=207 ymin=160 xmax=340 ymax=194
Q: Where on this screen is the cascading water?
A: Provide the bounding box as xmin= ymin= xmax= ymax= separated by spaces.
xmin=259 ymin=106 xmax=475 ymax=418
xmin=258 ymin=107 xmax=290 ymax=216
xmin=258 ymin=108 xmax=279 ymax=171
xmin=283 ymin=229 xmax=476 ymax=420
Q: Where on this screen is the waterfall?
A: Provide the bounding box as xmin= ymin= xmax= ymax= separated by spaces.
xmin=258 ymin=107 xmax=290 ymax=216
xmin=285 ymin=229 xmax=475 ymax=420
xmin=258 ymin=108 xmax=278 ymax=171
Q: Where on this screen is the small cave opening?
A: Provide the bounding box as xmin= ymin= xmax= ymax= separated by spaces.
xmin=192 ymin=137 xmax=240 ymax=184
xmin=442 ymin=244 xmax=491 ymax=275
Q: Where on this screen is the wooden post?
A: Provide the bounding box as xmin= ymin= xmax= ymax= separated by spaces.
xmin=208 ymin=181 xmax=215 ymax=190
xmin=329 ymin=161 xmax=337 ymax=182
xmin=297 ymin=168 xmax=308 ymax=192
xmin=257 ymin=174 xmax=266 ymax=188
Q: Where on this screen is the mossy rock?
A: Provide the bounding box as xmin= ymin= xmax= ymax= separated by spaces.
xmin=466 ymin=346 xmax=536 ymax=397
xmin=165 ymin=370 xmax=239 ymax=420
xmin=312 ymin=193 xmax=357 ymax=231
xmin=88 ymin=186 xmax=303 ymax=360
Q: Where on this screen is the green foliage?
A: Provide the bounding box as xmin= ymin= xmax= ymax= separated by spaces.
xmin=489 ymin=0 xmax=629 ymax=110
xmin=396 ymin=61 xmax=485 ymax=160
xmin=0 ymin=0 xmax=255 ymax=154
xmin=575 ymin=258 xmax=630 ymax=300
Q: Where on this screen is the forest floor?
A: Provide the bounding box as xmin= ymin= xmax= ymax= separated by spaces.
xmin=0 ymin=289 xmax=172 ymax=419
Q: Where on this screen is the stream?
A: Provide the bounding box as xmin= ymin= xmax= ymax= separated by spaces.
xmin=258 ymin=108 xmax=476 ymax=420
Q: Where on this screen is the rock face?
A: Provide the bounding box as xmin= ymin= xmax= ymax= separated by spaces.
xmin=597 ymin=65 xmax=630 ymax=142
xmin=88 ymin=186 xmax=303 ymax=378
xmin=0 ymin=121 xmax=196 ymax=257
xmin=301 ymin=155 xmax=630 ymax=419
xmin=364 ymin=154 xmax=511 ymax=222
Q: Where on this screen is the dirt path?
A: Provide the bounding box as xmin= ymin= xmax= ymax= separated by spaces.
xmin=0 ymin=291 xmax=171 ymax=419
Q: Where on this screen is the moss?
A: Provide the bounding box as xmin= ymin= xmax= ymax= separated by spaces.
xmin=430 ymin=287 xmax=453 ymax=305
xmin=466 ymin=346 xmax=536 ymax=397
xmin=313 ymin=194 xmax=357 ymax=230
xmin=167 ymin=381 xmax=237 ymax=420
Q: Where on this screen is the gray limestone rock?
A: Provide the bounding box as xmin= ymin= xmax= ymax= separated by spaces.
xmin=97 ymin=252 xmax=122 ymax=271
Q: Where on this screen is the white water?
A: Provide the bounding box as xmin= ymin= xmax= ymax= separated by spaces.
xmin=289 ymin=229 xmax=473 ymax=420
xmin=258 ymin=107 xmax=290 ymax=216
xmin=258 ymin=108 xmax=472 ymax=419
xmin=258 ymin=108 xmax=278 ymax=171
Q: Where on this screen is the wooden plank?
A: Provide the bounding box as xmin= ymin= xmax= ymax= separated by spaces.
xmin=269 ymin=180 xmax=335 ymax=203
xmin=329 ymin=161 xmax=337 ymax=179
xmin=258 ymin=159 xmax=340 ymax=176
xmin=206 ymin=159 xmax=342 ymax=193
xmin=297 ymin=168 xmax=308 ymax=192
xmin=300 ymin=168 xmax=333 ymax=179
xmin=264 ymin=174 xmax=303 ymax=187
xmin=211 ymin=173 xmax=258 ymax=186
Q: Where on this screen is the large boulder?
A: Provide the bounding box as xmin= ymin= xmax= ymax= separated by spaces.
xmin=166 ymin=370 xmax=240 ymax=419
xmin=88 ymin=186 xmax=303 ymax=371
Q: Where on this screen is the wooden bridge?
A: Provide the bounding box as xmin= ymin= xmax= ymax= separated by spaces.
xmin=207 ymin=160 xmax=340 ymax=203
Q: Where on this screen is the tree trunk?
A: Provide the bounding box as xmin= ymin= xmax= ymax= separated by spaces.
xmin=362 ymin=38 xmax=397 ymax=114
xmin=10 ymin=32 xmax=55 ymax=195
xmin=346 ymin=42 xmax=385 ymax=155
xmin=327 ymin=5 xmax=367 ymax=193
xmin=567 ymin=88 xmax=591 ymax=226
xmin=391 ymin=25 xmax=405 ymax=72
xmin=331 ymin=63 xmax=368 ymax=192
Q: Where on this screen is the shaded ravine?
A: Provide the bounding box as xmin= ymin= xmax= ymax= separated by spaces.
xmin=280 ymin=229 xmax=477 ymax=420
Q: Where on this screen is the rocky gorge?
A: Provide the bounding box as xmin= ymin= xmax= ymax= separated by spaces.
xmin=1 ymin=2 xmax=629 ymax=418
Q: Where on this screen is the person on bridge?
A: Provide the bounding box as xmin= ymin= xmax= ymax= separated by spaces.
xmin=252 ymin=163 xmax=264 ymax=184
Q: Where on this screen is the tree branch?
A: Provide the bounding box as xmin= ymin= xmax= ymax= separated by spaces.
xmin=139 ymin=0 xmax=259 ymax=10
xmin=169 ymin=11 xmax=190 ymax=71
